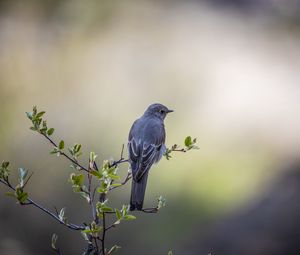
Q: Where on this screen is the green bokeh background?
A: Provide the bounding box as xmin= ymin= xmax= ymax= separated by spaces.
xmin=0 ymin=1 xmax=300 ymax=254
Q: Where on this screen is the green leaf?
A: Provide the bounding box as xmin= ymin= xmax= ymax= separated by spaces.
xmin=115 ymin=209 xmax=122 ymax=221
xmin=96 ymin=201 xmax=114 ymax=215
xmin=80 ymin=192 xmax=91 ymax=203
xmin=99 ymin=206 xmax=114 ymax=213
xmin=58 ymin=140 xmax=64 ymax=150
xmin=124 ymin=215 xmax=136 ymax=220
xmin=74 ymin=144 xmax=81 ymax=153
xmin=81 ymin=231 xmax=91 ymax=243
xmin=47 ymin=128 xmax=54 ymax=136
xmin=89 ymin=152 xmax=97 ymax=162
xmin=90 ymin=221 xmax=102 ymax=234
xmin=111 ymin=183 xmax=122 ymax=187
xmin=26 ymin=112 xmax=33 ymax=120
xmin=68 ymin=143 xmax=82 ymax=159
xmin=36 ymin=111 xmax=45 ymax=119
xmin=184 ymin=136 xmax=192 ymax=147
xmin=101 ymin=206 xmax=114 ymax=212
xmin=102 ymin=160 xmax=110 ymax=169
xmin=18 ymin=168 xmax=28 ymax=188
xmin=108 ymin=174 xmax=120 ymax=180
xmin=50 ymin=148 xmax=59 ymax=154
xmin=32 ymin=106 xmax=37 ymax=115
xmin=40 ymin=121 xmax=47 ymax=134
xmin=157 ymin=195 xmax=166 ymax=210
xmin=70 ymin=173 xmax=84 ymax=186
xmin=2 ymin=161 xmax=9 ymax=169
xmin=184 ymin=136 xmax=199 ymax=150
xmin=83 ymin=222 xmax=102 ymax=237
xmin=121 ymin=205 xmax=129 ymax=216
xmin=107 ymin=165 xmax=117 ymax=174
xmin=96 ymin=188 xmax=104 ymax=193
xmin=91 ymin=170 xmax=103 ymax=179
xmin=17 ymin=191 xmax=28 ymax=203
xmin=51 ymin=233 xmax=58 ymax=250
xmin=0 ymin=161 xmax=10 ymax=179
xmin=59 ymin=207 xmax=67 ymax=223
xmin=108 ymin=245 xmax=121 ymax=254
xmin=82 ymin=229 xmax=92 ymax=234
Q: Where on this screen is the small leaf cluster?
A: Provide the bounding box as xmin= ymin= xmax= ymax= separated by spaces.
xmin=68 ymin=143 xmax=82 ymax=161
xmin=51 ymin=233 xmax=59 ymax=252
xmin=91 ymin=159 xmax=120 ymax=194
xmin=157 ymin=195 xmax=167 ymax=210
xmin=184 ymin=136 xmax=199 ymax=150
xmin=82 ymin=221 xmax=102 ymax=238
xmin=26 ymin=106 xmax=55 ymax=136
xmin=58 ymin=207 xmax=67 ymax=224
xmin=81 ymin=201 xmax=136 ymax=242
xmin=114 ymin=205 xmax=136 ymax=224
xmin=96 ymin=200 xmax=114 ymax=214
xmin=0 ymin=161 xmax=10 ymax=180
xmin=69 ymin=173 xmax=90 ymax=203
xmin=164 ymin=136 xmax=199 ymax=160
xmin=50 ymin=140 xmax=65 ymax=156
xmin=6 ymin=168 xmax=31 ymax=203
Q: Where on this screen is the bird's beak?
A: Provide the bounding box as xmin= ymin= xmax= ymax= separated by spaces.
xmin=167 ymin=109 xmax=174 ymax=113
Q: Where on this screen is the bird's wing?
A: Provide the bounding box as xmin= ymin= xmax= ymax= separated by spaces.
xmin=128 ymin=137 xmax=163 ymax=182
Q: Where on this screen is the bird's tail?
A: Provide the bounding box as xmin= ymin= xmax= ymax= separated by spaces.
xmin=130 ymin=172 xmax=149 ymax=211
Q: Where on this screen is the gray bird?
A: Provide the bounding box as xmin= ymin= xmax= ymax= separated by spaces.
xmin=128 ymin=103 xmax=173 ymax=211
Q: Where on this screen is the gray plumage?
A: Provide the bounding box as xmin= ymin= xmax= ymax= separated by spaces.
xmin=128 ymin=103 xmax=173 ymax=211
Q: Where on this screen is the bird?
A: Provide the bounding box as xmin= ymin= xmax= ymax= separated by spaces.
xmin=128 ymin=103 xmax=173 ymax=211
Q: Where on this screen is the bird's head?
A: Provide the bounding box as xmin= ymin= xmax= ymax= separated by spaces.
xmin=144 ymin=103 xmax=174 ymax=120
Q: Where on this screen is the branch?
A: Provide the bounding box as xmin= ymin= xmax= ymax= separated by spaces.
xmin=110 ymin=159 xmax=129 ymax=168
xmin=109 ymin=172 xmax=132 ymax=191
xmin=109 ymin=144 xmax=129 ymax=168
xmin=42 ymin=134 xmax=89 ymax=172
xmin=0 ymin=179 xmax=85 ymax=231
xmin=101 ymin=212 xmax=106 ymax=255
xmin=105 ymin=223 xmax=116 ymax=232
xmin=170 ymin=148 xmax=187 ymax=153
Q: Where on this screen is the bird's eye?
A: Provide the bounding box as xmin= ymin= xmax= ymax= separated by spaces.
xmin=159 ymin=109 xmax=165 ymax=114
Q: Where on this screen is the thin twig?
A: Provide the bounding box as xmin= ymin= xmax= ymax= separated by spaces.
xmin=0 ymin=179 xmax=85 ymax=231
xmin=88 ymin=159 xmax=98 ymax=223
xmin=105 ymin=224 xmax=116 ymax=232
xmin=22 ymin=172 xmax=34 ymax=189
xmin=92 ymin=187 xmax=97 ymax=202
xmin=120 ymin=144 xmax=125 ymax=159
xmin=171 ymin=148 xmax=187 ymax=152
xmin=110 ymin=159 xmax=129 ymax=168
xmin=42 ymin=134 xmax=89 ymax=172
xmin=101 ymin=212 xmax=106 ymax=255
xmin=109 ymin=172 xmax=132 ymax=191
xmin=93 ymin=237 xmax=100 ymax=255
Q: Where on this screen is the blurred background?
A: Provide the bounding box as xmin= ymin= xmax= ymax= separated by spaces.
xmin=0 ymin=0 xmax=300 ymax=254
